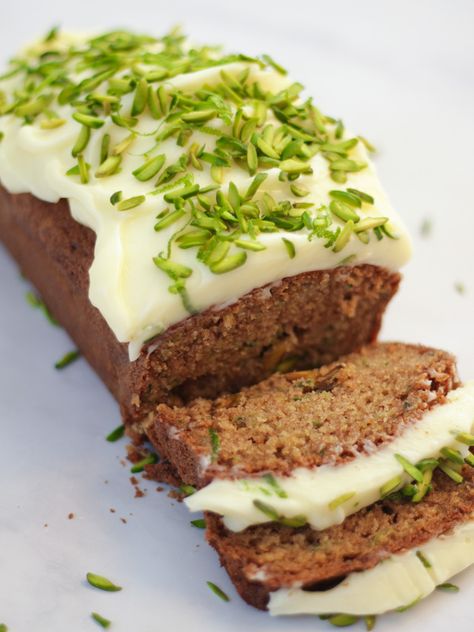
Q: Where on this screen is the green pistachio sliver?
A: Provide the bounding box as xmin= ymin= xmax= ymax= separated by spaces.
xmin=255 ymin=136 xmax=279 ymax=159
xmin=438 ymin=460 xmax=464 ymax=484
xmin=416 ymin=458 xmax=439 ymax=472
xmin=279 ymin=515 xmax=307 ymax=528
xmin=106 ymin=424 xmax=125 ymax=442
xmin=416 ymin=551 xmax=432 ymax=569
xmin=329 ymin=190 xmax=362 ymax=208
xmin=86 ymin=572 xmax=122 ymax=592
xmin=380 ymin=475 xmax=402 ymax=498
xmin=437 ymin=582 xmax=460 ymax=593
xmin=147 ymin=85 xmax=162 ymax=119
xmin=395 ymin=454 xmax=424 ymax=483
xmin=91 ymin=612 xmax=111 ymax=629
xmin=153 ymin=256 xmax=192 ymax=280
xmin=253 ymin=499 xmax=279 ymax=521
xmin=116 ymin=195 xmax=145 ymax=211
xmin=359 ymin=135 xmax=377 ymax=153
xmin=328 ymin=491 xmax=356 ymax=511
xmin=279 ymin=158 xmax=311 ymax=173
xmin=0 ymin=624 xmax=7 ymax=632
xmin=353 ymin=217 xmax=388 ymax=233
xmin=54 ymin=350 xmax=80 ymax=370
xmin=72 ymin=112 xmax=104 ymax=129
xmin=72 ymin=125 xmax=90 ymax=157
xmin=262 ymin=473 xmax=288 ymax=498
xmin=130 ymin=453 xmax=158 ymax=473
xmin=77 ymin=155 xmax=89 ymax=184
xmin=465 ymin=453 xmax=474 ymax=467
xmin=364 ymin=615 xmax=376 ymax=631
xmin=40 ymin=117 xmax=66 ymax=129
xmin=100 ymin=133 xmax=110 ymax=164
xmin=154 ymin=209 xmax=185 ymax=231
xmin=210 ymin=251 xmax=247 ymax=274
xmin=330 ymin=158 xmax=367 ymax=172
xmin=181 ymin=109 xmax=216 ymax=123
xmin=164 ymin=184 xmax=200 ymax=203
xmin=109 ymin=191 xmax=122 ymax=206
xmin=180 ymin=484 xmax=196 ymax=496
xmin=440 ymin=447 xmax=465 ymax=465
xmin=133 ymin=154 xmax=165 ymax=181
xmin=207 ymin=581 xmax=230 ymax=602
xmin=131 ymin=77 xmax=148 ymax=116
xmin=207 ymin=241 xmax=231 ymax=266
xmin=328 ymin=614 xmax=359 ymax=627
xmin=95 ymin=155 xmax=122 ymax=178
xmin=113 ymin=133 xmax=136 ymax=155
xmin=209 ymin=428 xmax=220 ymax=461
xmin=177 ymin=229 xmax=210 ymax=249
xmin=290 ymin=183 xmax=309 ymax=197
xmin=332 ymin=220 xmax=354 ymax=253
xmin=234 ymin=239 xmax=266 ymax=252
xmin=455 ymin=432 xmax=474 ymax=446
xmin=245 ymin=173 xmax=268 ymax=200
xmin=347 ymin=188 xmax=374 ymax=205
xmin=247 ymin=142 xmax=258 ymax=175
xmin=330 ymin=200 xmax=360 ymax=223
xmin=262 ymin=53 xmax=287 ymax=75
xmin=240 ymin=118 xmax=257 ymax=143
xmin=282 ymin=237 xmax=296 ymax=259
xmin=210 ymin=165 xmax=224 ymax=184
xmin=191 ymin=518 xmax=206 ymax=529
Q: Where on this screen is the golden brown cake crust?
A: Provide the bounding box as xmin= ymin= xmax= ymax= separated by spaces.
xmin=144 ymin=343 xmax=459 ymax=485
xmin=205 ymin=467 xmax=474 ymax=610
xmin=0 ymin=186 xmax=400 ymax=429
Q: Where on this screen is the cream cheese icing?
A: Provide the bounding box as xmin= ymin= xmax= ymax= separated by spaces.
xmin=186 ymin=381 xmax=474 ymax=531
xmin=0 ymin=31 xmax=411 ymax=360
xmin=268 ymin=519 xmax=474 ymax=616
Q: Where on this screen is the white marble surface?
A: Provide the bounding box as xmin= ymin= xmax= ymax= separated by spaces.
xmin=0 ymin=1 xmax=473 ymax=630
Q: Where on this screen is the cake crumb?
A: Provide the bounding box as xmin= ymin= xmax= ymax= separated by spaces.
xmin=68 ymin=513 xmax=75 ymax=520
xmin=109 ymin=508 xmax=116 ymax=513
xmin=120 ymin=517 xmax=127 ymax=524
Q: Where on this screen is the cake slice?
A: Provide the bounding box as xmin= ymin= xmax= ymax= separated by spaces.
xmin=205 ymin=467 xmax=474 ymax=616
xmin=144 ymin=343 xmax=474 ymax=531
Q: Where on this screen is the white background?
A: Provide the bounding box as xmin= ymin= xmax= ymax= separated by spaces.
xmin=1 ymin=1 xmax=473 ymax=631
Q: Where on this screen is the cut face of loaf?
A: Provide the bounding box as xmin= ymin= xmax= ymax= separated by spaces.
xmin=144 ymin=343 xmax=459 ymax=486
xmin=205 ymin=467 xmax=474 ymax=612
xmin=0 ymin=186 xmax=400 ymax=430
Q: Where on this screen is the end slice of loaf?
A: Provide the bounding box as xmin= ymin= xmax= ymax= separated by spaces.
xmin=205 ymin=467 xmax=474 ymax=611
xmin=144 ymin=343 xmax=459 ymax=486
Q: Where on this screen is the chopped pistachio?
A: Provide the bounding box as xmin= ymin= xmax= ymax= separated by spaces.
xmin=328 ymin=491 xmax=356 ymax=511
xmin=86 ymin=572 xmax=122 ymax=592
xmin=116 ymin=195 xmax=146 ymax=211
xmin=106 ymin=424 xmax=125 ymax=442
xmin=91 ymin=612 xmax=111 ymax=629
xmin=55 ymin=350 xmax=80 ymax=370
xmin=395 ymin=454 xmax=423 ymax=483
xmin=130 ymin=453 xmax=158 ymax=473
xmin=207 ymin=581 xmax=230 ymax=602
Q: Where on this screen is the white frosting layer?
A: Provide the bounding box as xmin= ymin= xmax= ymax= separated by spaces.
xmin=186 ymin=381 xmax=474 ymax=531
xmin=0 ymin=34 xmax=411 ymax=360
xmin=268 ymin=519 xmax=474 ymax=616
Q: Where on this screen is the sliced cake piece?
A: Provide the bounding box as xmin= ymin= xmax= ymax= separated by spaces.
xmin=144 ymin=343 xmax=474 ymax=531
xmin=205 ymin=467 xmax=474 ymax=615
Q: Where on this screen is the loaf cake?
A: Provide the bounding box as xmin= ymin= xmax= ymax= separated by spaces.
xmin=3 ymin=27 xmax=470 ymax=625
xmin=0 ymin=28 xmax=410 ymax=433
